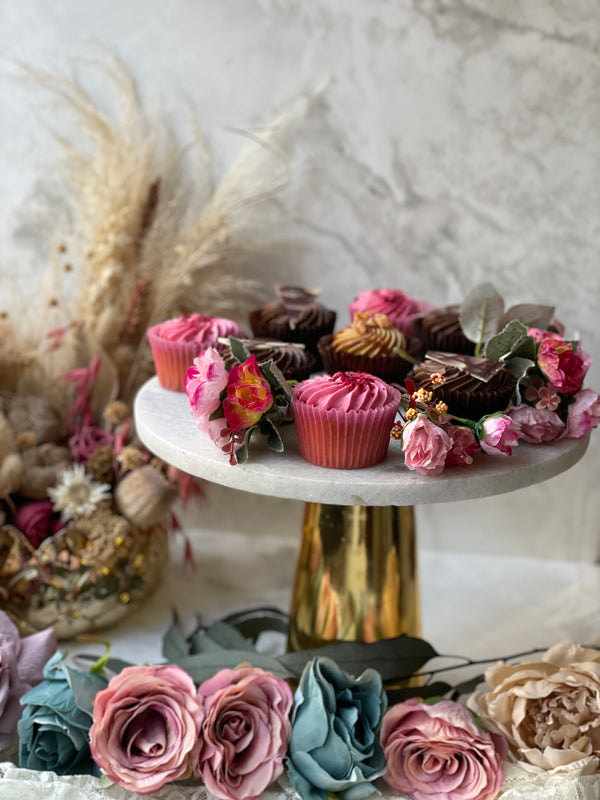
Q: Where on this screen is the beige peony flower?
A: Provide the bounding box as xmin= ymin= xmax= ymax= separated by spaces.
xmin=468 ymin=642 xmax=600 ymax=773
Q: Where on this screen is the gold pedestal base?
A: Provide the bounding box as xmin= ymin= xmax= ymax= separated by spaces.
xmin=288 ymin=503 xmax=419 ymax=651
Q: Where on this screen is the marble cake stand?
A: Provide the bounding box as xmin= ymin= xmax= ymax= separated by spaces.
xmin=135 ymin=377 xmax=589 ymax=648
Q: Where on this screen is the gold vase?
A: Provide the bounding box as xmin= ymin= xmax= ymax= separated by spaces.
xmin=288 ymin=502 xmax=419 ymax=651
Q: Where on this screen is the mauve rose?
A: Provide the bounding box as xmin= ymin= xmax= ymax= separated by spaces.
xmin=0 ymin=611 xmax=56 ymax=749
xmin=380 ymin=699 xmax=506 ymax=800
xmin=89 ymin=664 xmax=204 ymax=794
xmin=566 ymin=389 xmax=600 ymax=438
xmin=195 ymin=666 xmax=293 ymax=800
xmin=223 ymin=355 xmax=273 ymax=432
xmin=402 ymin=414 xmax=452 ymax=476
xmin=185 ymin=347 xmax=229 ymax=427
xmin=537 ymin=337 xmax=589 ymax=396
xmin=508 ymin=405 xmax=565 ymax=443
xmin=479 ymin=414 xmax=521 ymax=456
xmin=14 ymin=500 xmax=64 ymax=548
xmin=445 ymin=426 xmax=479 ymax=467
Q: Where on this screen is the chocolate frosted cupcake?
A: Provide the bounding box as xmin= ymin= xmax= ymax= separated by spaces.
xmin=249 ymin=286 xmax=336 ymax=368
xmin=318 ymin=312 xmax=423 ymax=384
xmin=412 ymin=305 xmax=475 ymax=355
xmin=220 ymin=337 xmax=315 ymax=382
xmin=411 ymin=351 xmax=516 ymax=419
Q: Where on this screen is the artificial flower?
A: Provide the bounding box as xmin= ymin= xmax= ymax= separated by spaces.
xmin=195 ymin=666 xmax=293 ymax=800
xmin=445 ymin=425 xmax=479 ymax=466
xmin=536 ymin=337 xmax=589 ymax=396
xmin=0 ymin=611 xmax=56 ymax=749
xmin=380 ymin=699 xmax=506 ymax=800
xmin=479 ymin=413 xmax=521 ymax=456
xmin=287 ymin=656 xmax=387 ymax=800
xmin=565 ymin=388 xmax=600 ymax=439
xmin=508 ymin=405 xmax=565 ymax=443
xmin=185 ymin=347 xmax=229 ymax=427
xmin=89 ymin=664 xmax=204 ymax=794
xmin=14 ymin=500 xmax=64 ymax=548
xmin=468 ymin=642 xmax=600 ymax=772
xmin=402 ymin=413 xmax=452 ymax=476
xmin=18 ymin=651 xmax=107 ymax=775
xmin=223 ymin=355 xmax=273 ymax=433
xmin=535 ymin=385 xmax=561 ymax=411
xmin=47 ymin=464 xmax=111 ymax=521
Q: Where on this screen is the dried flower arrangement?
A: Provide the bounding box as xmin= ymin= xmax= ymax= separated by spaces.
xmin=0 ymin=55 xmax=305 ymax=637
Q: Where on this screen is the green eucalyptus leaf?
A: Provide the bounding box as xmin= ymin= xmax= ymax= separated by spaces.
xmin=64 ymin=667 xmax=109 ymax=716
xmin=222 ymin=607 xmax=290 ymax=642
xmin=386 ymin=683 xmax=453 ymax=704
xmin=203 ymin=621 xmax=256 ymax=651
xmin=189 ymin=633 xmax=226 ymax=654
xmin=172 ymin=651 xmax=294 ymax=684
xmin=450 ymin=673 xmax=486 ymax=698
xmin=502 ymin=303 xmax=554 ymax=331
xmin=228 ymin=337 xmax=251 ymax=363
xmin=459 ymin=283 xmax=505 ymax=348
xmin=505 ymin=356 xmax=535 ymax=381
xmin=259 ymin=417 xmax=284 ymax=452
xmin=261 ymin=360 xmax=293 ymax=400
xmin=484 ymin=320 xmax=528 ymax=361
xmin=162 ymin=622 xmax=190 ymax=661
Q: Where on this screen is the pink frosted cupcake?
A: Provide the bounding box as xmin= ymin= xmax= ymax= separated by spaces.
xmin=292 ymin=371 xmax=400 ymax=469
xmin=348 ymin=289 xmax=434 ymax=338
xmin=147 ymin=313 xmax=247 ymax=391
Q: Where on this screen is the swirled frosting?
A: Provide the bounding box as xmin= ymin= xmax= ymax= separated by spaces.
xmin=257 ymin=299 xmax=334 ymax=331
xmin=348 ymin=289 xmax=434 ymax=335
xmin=293 ymin=371 xmax=399 ymax=412
xmin=331 ymin=312 xmax=406 ymax=356
xmin=221 ymin=337 xmax=314 ymax=378
xmin=155 ymin=314 xmax=246 ymax=345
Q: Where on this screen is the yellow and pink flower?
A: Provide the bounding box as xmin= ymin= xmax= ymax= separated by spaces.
xmin=223 ymin=355 xmax=273 ymax=432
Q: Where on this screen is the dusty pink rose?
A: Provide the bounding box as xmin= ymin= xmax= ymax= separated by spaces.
xmin=14 ymin=500 xmax=64 ymax=548
xmin=185 ymin=347 xmax=229 ymax=426
xmin=402 ymin=414 xmax=452 ymax=476
xmin=508 ymin=405 xmax=565 ymax=443
xmin=537 ymin=337 xmax=589 ymax=396
xmin=380 ymin=699 xmax=506 ymax=800
xmin=565 ymin=389 xmax=600 ymax=438
xmin=90 ymin=664 xmax=204 ymax=794
xmin=445 ymin=426 xmax=479 ymax=467
xmin=0 ymin=611 xmax=56 ymax=748
xmin=479 ymin=414 xmax=521 ymax=456
xmin=528 ymin=327 xmax=564 ymax=342
xmin=223 ymin=355 xmax=273 ymax=433
xmin=195 ymin=666 xmax=293 ymax=800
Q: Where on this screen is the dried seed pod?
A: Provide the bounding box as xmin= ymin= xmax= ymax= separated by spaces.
xmin=115 ymin=464 xmax=178 ymax=528
xmin=7 ymin=395 xmax=65 ymax=444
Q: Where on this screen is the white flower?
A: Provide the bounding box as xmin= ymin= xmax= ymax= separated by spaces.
xmin=47 ymin=464 xmax=112 ymax=521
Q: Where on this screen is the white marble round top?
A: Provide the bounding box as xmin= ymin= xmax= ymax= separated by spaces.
xmin=135 ymin=377 xmax=589 ymax=506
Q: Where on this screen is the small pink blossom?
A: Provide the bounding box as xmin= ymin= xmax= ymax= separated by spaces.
xmin=185 ymin=348 xmax=229 ymax=427
xmin=535 ymin=385 xmax=561 ymax=411
xmin=479 ymin=414 xmax=521 ymax=456
xmin=402 ymin=414 xmax=452 ymax=476
xmin=565 ymin=389 xmax=600 ymax=439
xmin=445 ymin=426 xmax=479 ymax=467
xmin=508 ymin=405 xmax=565 ymax=443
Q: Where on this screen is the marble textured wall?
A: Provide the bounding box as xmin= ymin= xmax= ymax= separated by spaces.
xmin=1 ymin=0 xmax=599 ymax=559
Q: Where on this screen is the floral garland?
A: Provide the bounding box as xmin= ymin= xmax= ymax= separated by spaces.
xmin=4 ymin=608 xmax=600 ymax=800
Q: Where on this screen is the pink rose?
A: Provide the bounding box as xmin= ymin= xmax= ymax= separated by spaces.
xmin=0 ymin=611 xmax=56 ymax=748
xmin=537 ymin=337 xmax=589 ymax=396
xmin=565 ymin=389 xmax=600 ymax=438
xmin=380 ymin=699 xmax=506 ymax=800
xmin=90 ymin=664 xmax=204 ymax=794
xmin=402 ymin=414 xmax=452 ymax=476
xmin=14 ymin=500 xmax=64 ymax=548
xmin=223 ymin=355 xmax=273 ymax=433
xmin=195 ymin=666 xmax=293 ymax=800
xmin=479 ymin=414 xmax=521 ymax=456
xmin=185 ymin=347 xmax=229 ymax=426
xmin=445 ymin=426 xmax=479 ymax=467
xmin=508 ymin=405 xmax=565 ymax=443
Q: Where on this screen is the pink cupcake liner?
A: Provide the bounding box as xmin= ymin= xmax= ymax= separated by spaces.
xmin=147 ymin=328 xmax=206 ymax=392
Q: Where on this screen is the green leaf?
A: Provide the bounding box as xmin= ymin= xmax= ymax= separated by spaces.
xmin=189 ymin=633 xmax=226 ymax=654
xmin=504 ymin=356 xmax=535 ymax=381
xmin=459 ymin=283 xmax=505 ymax=350
xmin=234 ymin=426 xmax=256 ymax=464
xmin=260 ymin=417 xmax=284 ymax=452
xmin=502 ymin=303 xmax=554 ymax=331
xmin=386 ymin=682 xmax=453 ymax=704
xmin=450 ymin=673 xmax=485 ymax=698
xmin=172 ymin=651 xmax=294 ymax=684
xmin=483 ymin=320 xmax=528 ymax=361
xmin=162 ymin=621 xmax=190 ymax=661
xmin=228 ymin=337 xmax=251 ymax=363
xmin=203 ymin=621 xmax=256 ymax=651
xmin=279 ymin=635 xmax=438 ymax=682
xmin=222 ymin=607 xmax=290 ymax=642
xmin=261 ymin=360 xmax=293 ymax=400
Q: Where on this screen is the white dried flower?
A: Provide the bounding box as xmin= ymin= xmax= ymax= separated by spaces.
xmin=47 ymin=463 xmax=112 ymax=521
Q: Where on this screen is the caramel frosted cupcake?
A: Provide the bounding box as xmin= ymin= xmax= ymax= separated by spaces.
xmin=220 ymin=337 xmax=315 ymax=382
xmin=412 ymin=305 xmax=475 ymax=355
xmin=410 ymin=351 xmax=516 ymax=419
xmin=292 ymin=371 xmax=400 ymax=469
xmin=249 ymin=286 xmax=336 ymax=368
xmin=348 ymin=289 xmax=434 ymax=338
xmin=147 ymin=313 xmax=247 ymax=391
xmin=318 ymin=312 xmax=422 ymax=384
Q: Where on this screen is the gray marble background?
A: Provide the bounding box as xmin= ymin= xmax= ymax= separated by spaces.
xmin=1 ymin=0 xmax=599 ymax=560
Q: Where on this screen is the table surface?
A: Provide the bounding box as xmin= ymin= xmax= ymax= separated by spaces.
xmin=135 ymin=377 xmax=589 ymax=506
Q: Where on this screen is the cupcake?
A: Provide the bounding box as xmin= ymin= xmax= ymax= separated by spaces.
xmin=318 ymin=312 xmax=422 ymax=384
xmin=348 ymin=289 xmax=434 ymax=338
xmin=249 ymin=286 xmax=336 ymax=368
xmin=412 ymin=305 xmax=475 ymax=355
xmin=292 ymin=371 xmax=400 ymax=469
xmin=410 ymin=351 xmax=516 ymax=419
xmin=147 ymin=313 xmax=247 ymax=391
xmin=220 ymin=337 xmax=315 ymax=382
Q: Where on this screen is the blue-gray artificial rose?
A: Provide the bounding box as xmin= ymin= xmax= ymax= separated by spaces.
xmin=18 ymin=651 xmax=108 ymax=775
xmin=287 ymin=656 xmax=387 ymax=800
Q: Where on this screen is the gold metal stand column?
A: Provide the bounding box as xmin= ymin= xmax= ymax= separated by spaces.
xmin=288 ymin=503 xmax=419 ymax=651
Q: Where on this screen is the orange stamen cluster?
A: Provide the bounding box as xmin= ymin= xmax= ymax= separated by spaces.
xmin=390 ymin=423 xmax=403 ymax=440
xmin=435 ymin=401 xmax=448 ymax=414
xmin=412 ymin=388 xmax=433 ymax=403
xmin=431 ymin=373 xmax=445 ymax=385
